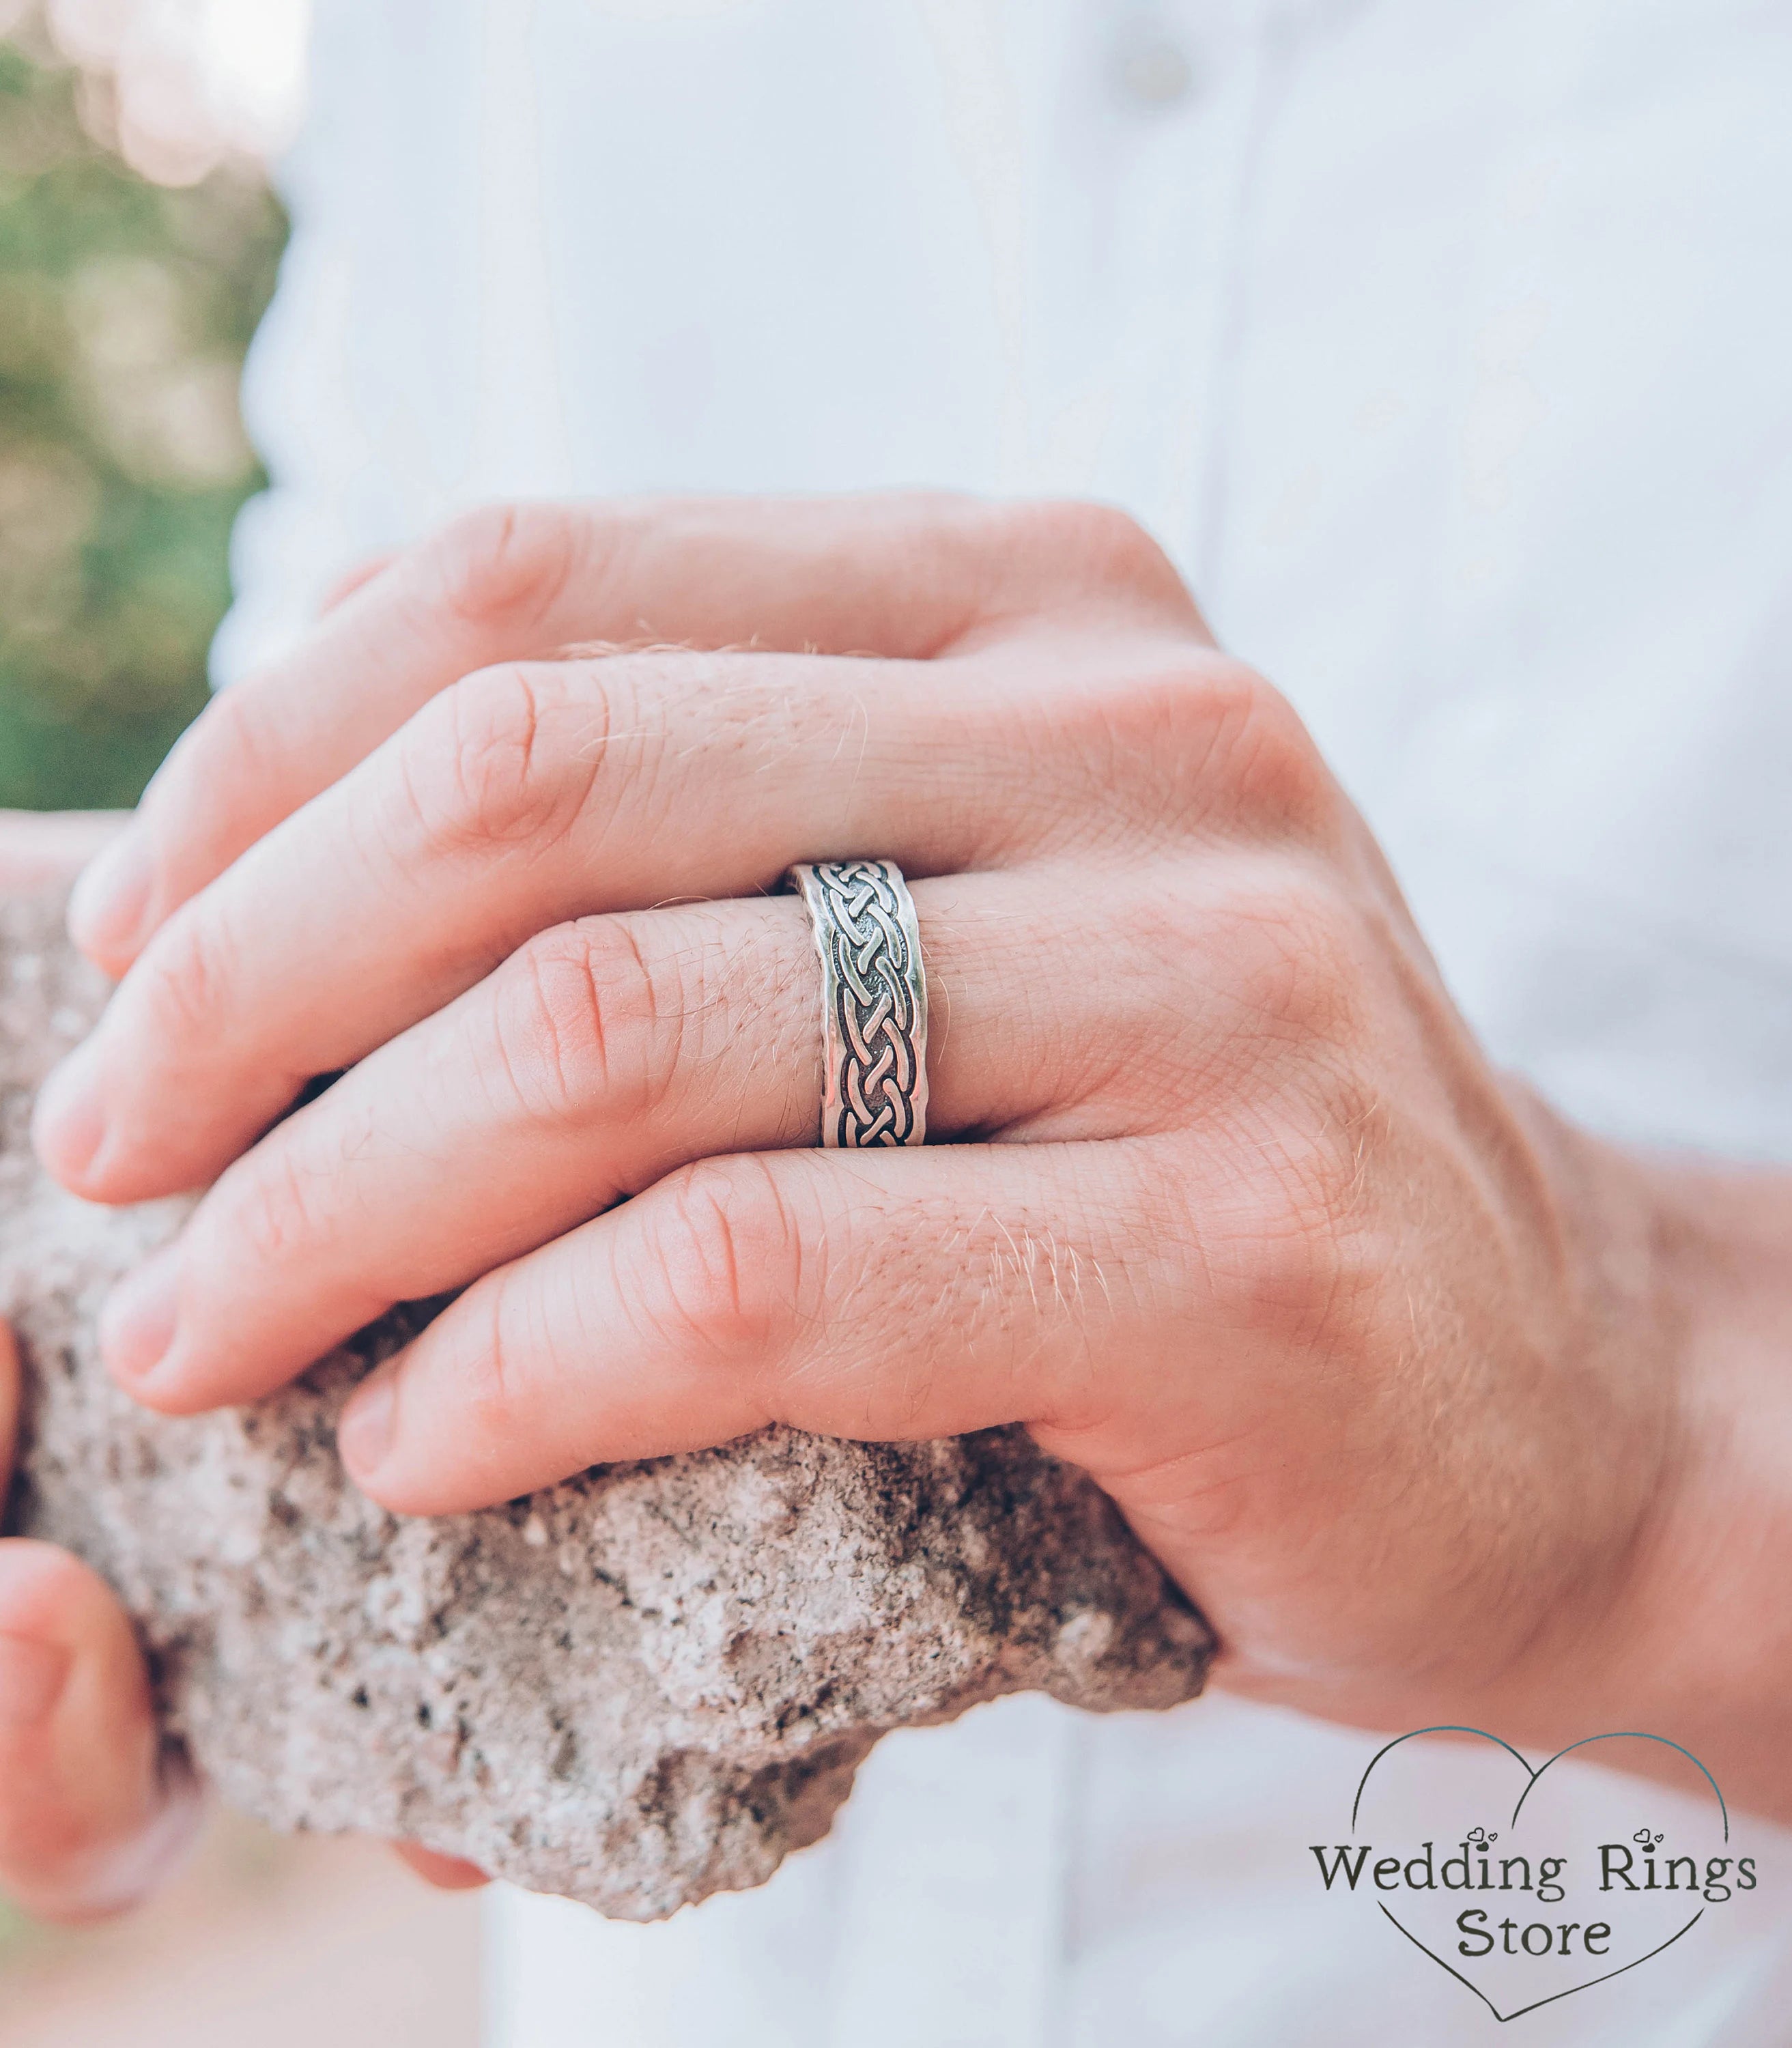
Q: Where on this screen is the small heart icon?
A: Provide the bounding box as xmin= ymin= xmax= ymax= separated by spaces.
xmin=1317 ymin=1729 xmax=1741 ymax=2023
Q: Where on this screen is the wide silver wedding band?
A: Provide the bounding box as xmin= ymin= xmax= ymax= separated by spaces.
xmin=786 ymin=859 xmax=929 ymax=1148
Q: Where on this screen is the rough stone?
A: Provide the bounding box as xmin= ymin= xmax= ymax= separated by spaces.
xmin=0 ymin=880 xmax=1212 ymax=1919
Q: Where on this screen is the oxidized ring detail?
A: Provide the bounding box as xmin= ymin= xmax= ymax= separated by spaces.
xmin=786 ymin=859 xmax=929 ymax=1148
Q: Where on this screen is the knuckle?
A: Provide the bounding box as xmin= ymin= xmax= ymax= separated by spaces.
xmin=223 ymin=1143 xmax=333 ymax=1268
xmin=132 ymin=909 xmax=238 ymax=1051
xmin=487 ymin=918 xmax=674 ymax=1126
xmin=1043 ymin=657 xmax=1343 ymax=851
xmin=423 ymin=500 xmax=581 ymax=636
xmin=1208 ymin=866 xmax=1367 ymax=1050
xmin=995 ymin=498 xmax=1183 ymax=603
xmin=630 ymin=1158 xmax=801 ymax=1359
xmin=1076 ymin=660 xmax=1233 ymax=780
xmin=1210 ymin=674 xmax=1339 ymax=839
xmin=1210 ymin=1106 xmax=1369 ymax=1348
xmin=1273 ymin=1094 xmax=1377 ymax=1251
xmin=161 ymin=681 xmax=268 ymax=808
xmin=391 ymin=662 xmax=602 ymax=859
xmin=449 ymin=1280 xmax=527 ymax=1443
xmin=1131 ymin=660 xmax=1335 ymax=829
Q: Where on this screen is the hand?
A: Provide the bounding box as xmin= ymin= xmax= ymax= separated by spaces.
xmin=23 ymin=496 xmax=1745 ymax=1769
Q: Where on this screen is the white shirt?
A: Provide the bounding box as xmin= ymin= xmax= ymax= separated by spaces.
xmin=221 ymin=2 xmax=1792 ymax=2042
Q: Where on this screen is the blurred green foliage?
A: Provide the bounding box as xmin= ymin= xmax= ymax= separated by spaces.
xmin=0 ymin=31 xmax=285 ymax=810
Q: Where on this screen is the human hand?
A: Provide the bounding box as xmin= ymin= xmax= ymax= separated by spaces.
xmin=29 ymin=496 xmax=1696 ymax=1754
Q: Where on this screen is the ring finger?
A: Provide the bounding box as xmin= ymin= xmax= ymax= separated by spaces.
xmin=100 ymin=862 xmax=1191 ymax=1415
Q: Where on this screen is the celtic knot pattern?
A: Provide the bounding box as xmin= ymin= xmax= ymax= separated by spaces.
xmin=790 ymin=859 xmax=929 ymax=1148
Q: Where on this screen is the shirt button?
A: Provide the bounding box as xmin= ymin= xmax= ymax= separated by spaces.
xmin=1115 ymin=35 xmax=1195 ymax=109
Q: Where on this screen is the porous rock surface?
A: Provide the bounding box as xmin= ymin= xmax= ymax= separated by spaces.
xmin=0 ymin=882 xmax=1212 ymax=1918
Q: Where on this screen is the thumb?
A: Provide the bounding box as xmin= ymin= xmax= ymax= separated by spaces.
xmin=0 ymin=1324 xmax=201 ymax=1922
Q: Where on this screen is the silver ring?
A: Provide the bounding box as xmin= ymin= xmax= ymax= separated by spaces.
xmin=786 ymin=859 xmax=929 ymax=1148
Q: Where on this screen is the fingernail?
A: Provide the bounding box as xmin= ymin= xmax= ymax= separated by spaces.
xmin=31 ymin=1040 xmax=107 ymax=1184
xmin=67 ymin=831 xmax=152 ymax=959
xmin=0 ymin=1631 xmax=72 ymax=1727
xmin=100 ymin=1243 xmax=182 ymax=1388
xmin=339 ymin=1367 xmax=397 ymax=1477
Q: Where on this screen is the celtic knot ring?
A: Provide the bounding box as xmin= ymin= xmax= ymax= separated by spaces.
xmin=786 ymin=859 xmax=929 ymax=1148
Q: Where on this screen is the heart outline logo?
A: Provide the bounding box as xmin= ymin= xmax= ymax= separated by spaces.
xmin=1350 ymin=1727 xmax=1730 ymax=2023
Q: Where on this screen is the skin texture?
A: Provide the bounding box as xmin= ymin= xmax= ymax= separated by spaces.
xmin=9 ymin=494 xmax=1792 ymax=1915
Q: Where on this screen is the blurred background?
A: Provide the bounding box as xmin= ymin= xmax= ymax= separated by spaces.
xmin=0 ymin=3 xmax=480 ymax=2038
xmin=0 ymin=0 xmax=289 ymax=810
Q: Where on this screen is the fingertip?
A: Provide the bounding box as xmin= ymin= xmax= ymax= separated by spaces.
xmin=98 ymin=1236 xmax=309 ymax=1420
xmin=339 ymin=1383 xmax=513 ymax=1522
xmin=97 ymin=1244 xmax=182 ymax=1399
xmin=338 ymin=1350 xmax=521 ymax=1520
xmin=29 ymin=1040 xmax=107 ymax=1193
xmin=65 ymin=829 xmax=153 ymax=975
xmin=0 ymin=1540 xmax=195 ymax=1922
xmin=100 ymin=1362 xmax=225 ymax=1421
xmin=32 ymin=1041 xmax=196 ymax=1211
xmin=337 ymin=1363 xmax=398 ymax=1488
